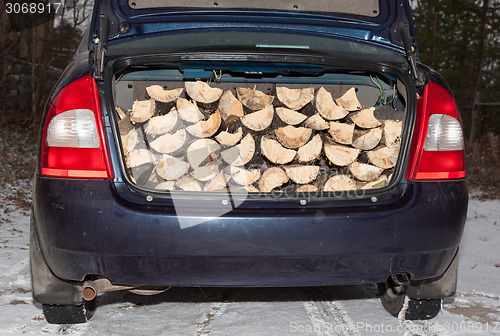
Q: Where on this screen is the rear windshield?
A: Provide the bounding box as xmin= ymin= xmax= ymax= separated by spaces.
xmin=108 ymin=31 xmax=403 ymax=62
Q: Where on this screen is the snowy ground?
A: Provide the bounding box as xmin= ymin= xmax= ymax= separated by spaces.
xmin=1 ymin=183 xmax=499 ymax=335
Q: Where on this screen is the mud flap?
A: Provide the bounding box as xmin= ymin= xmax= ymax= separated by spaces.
xmin=407 ymin=249 xmax=459 ymax=299
xmin=30 ymin=211 xmax=84 ymax=305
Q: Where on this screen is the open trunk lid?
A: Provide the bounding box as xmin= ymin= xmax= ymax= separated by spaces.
xmin=91 ymin=0 xmax=418 ymax=53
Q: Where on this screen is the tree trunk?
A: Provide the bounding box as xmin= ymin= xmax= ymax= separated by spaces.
xmin=469 ymin=92 xmax=481 ymax=143
xmin=469 ymin=0 xmax=489 ymax=143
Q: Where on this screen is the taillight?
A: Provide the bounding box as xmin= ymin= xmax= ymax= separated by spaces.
xmin=41 ymin=76 xmax=113 ymax=179
xmin=406 ymin=82 xmax=465 ymax=180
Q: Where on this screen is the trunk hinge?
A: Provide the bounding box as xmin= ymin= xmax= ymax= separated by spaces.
xmin=93 ymin=14 xmax=109 ymax=81
xmin=399 ymin=22 xmax=423 ymax=88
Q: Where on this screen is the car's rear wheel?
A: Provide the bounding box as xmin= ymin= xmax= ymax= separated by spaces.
xmin=379 ymin=283 xmax=442 ymax=320
xmin=31 ymin=213 xmax=96 ymax=324
xmin=380 ymin=251 xmax=458 ymax=320
xmin=42 ymin=304 xmax=87 ymax=324
xmin=42 ymin=298 xmax=96 ymax=324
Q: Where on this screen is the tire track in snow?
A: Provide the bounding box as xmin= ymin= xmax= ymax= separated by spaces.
xmin=195 ymin=301 xmax=230 ymax=336
xmin=302 ymin=287 xmax=359 ymax=336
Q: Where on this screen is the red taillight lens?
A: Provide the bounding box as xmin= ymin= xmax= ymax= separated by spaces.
xmin=41 ymin=76 xmax=113 ymax=179
xmin=406 ymin=82 xmax=465 ymax=180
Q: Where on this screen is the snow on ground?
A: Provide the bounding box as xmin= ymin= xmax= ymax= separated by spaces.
xmin=0 ymin=185 xmax=499 ymax=335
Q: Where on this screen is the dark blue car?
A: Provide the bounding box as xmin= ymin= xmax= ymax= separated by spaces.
xmin=31 ymin=0 xmax=468 ymax=324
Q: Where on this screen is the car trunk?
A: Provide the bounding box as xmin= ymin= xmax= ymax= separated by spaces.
xmin=110 ymin=54 xmax=410 ymax=197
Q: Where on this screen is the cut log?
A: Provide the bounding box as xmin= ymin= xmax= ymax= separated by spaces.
xmin=274 ymin=125 xmax=312 ymax=149
xmin=276 ymin=87 xmax=314 ymax=110
xmin=129 ymin=166 xmax=155 ymax=188
xmin=335 ymin=87 xmax=362 ymax=111
xmin=382 ymin=120 xmax=403 ymax=145
xmin=121 ymin=128 xmax=139 ymax=155
xmin=146 ymin=85 xmax=183 ymax=103
xmin=186 ymin=139 xmax=221 ymax=169
xmin=220 ymin=133 xmax=255 ymax=166
xmin=126 ymin=148 xmax=155 ymax=168
xmin=218 ymin=90 xmax=244 ymax=119
xmin=230 ymin=166 xmax=261 ymax=186
xmin=147 ymin=171 xmax=162 ymax=184
xmin=305 ymin=113 xmax=329 ymax=130
xmin=185 ymin=81 xmax=223 ymax=104
xmin=324 ymin=175 xmax=356 ymax=191
xmin=149 ymin=129 xmax=186 ymax=154
xmin=191 ymin=161 xmax=221 ymax=181
xmin=156 ymin=155 xmax=190 ymax=180
xmin=316 ymin=87 xmax=349 ymax=120
xmin=284 ymin=165 xmax=320 ymax=184
xmin=324 ymin=142 xmax=360 ymax=166
xmin=260 ymin=136 xmax=296 ymax=165
xmin=240 ymin=105 xmax=274 ymax=131
xmin=349 ymin=162 xmax=384 ymax=182
xmin=297 ymin=134 xmax=323 ymax=163
xmin=130 ymin=99 xmax=155 ymax=123
xmin=362 ymin=175 xmax=388 ymax=190
xmin=351 ymin=107 xmax=381 ymax=129
xmin=144 ymin=106 xmax=179 ymax=136
xmin=221 ymin=114 xmax=240 ymax=133
xmin=154 ymin=180 xmax=176 ymax=191
xmin=352 ymin=127 xmax=382 ymax=150
xmin=236 ymin=87 xmax=274 ymax=110
xmin=118 ymin=115 xmax=135 ymax=136
xmin=259 ymin=167 xmax=289 ymax=192
xmin=116 ymin=106 xmax=127 ymax=119
xmin=366 ymin=144 xmax=400 ymax=169
xmin=215 ymin=127 xmax=243 ymax=146
xmin=186 ymin=110 xmax=221 ymax=138
xmin=328 ymin=122 xmax=355 ymax=145
xmin=245 ymin=185 xmax=260 ymax=193
xmin=204 ymin=173 xmax=230 ymax=191
xmin=296 ymin=184 xmax=319 ymax=192
xmin=275 ymin=107 xmax=308 ymax=125
xmin=176 ymin=176 xmax=203 ymax=191
xmin=130 ymin=166 xmax=159 ymax=187
xmin=176 ymin=97 xmax=205 ymax=123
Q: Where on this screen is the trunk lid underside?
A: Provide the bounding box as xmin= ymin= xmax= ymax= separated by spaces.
xmin=93 ymin=0 xmax=417 ymax=53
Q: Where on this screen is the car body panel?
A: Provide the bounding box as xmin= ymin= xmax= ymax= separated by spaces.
xmin=33 ymin=176 xmax=467 ymax=286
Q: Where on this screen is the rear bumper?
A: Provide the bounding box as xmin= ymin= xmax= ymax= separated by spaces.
xmin=33 ymin=177 xmax=467 ymax=287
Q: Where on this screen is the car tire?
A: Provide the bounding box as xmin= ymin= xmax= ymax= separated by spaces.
xmin=380 ymin=285 xmax=442 ymax=320
xmin=400 ymin=297 xmax=442 ymax=320
xmin=380 ymin=251 xmax=458 ymax=320
xmin=42 ymin=304 xmax=87 ymax=324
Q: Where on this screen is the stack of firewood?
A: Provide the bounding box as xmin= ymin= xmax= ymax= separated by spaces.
xmin=118 ymin=81 xmax=402 ymax=193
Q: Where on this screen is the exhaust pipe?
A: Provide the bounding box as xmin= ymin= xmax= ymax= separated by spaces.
xmin=390 ymin=273 xmax=410 ymax=287
xmin=82 ymin=278 xmax=134 ymax=301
